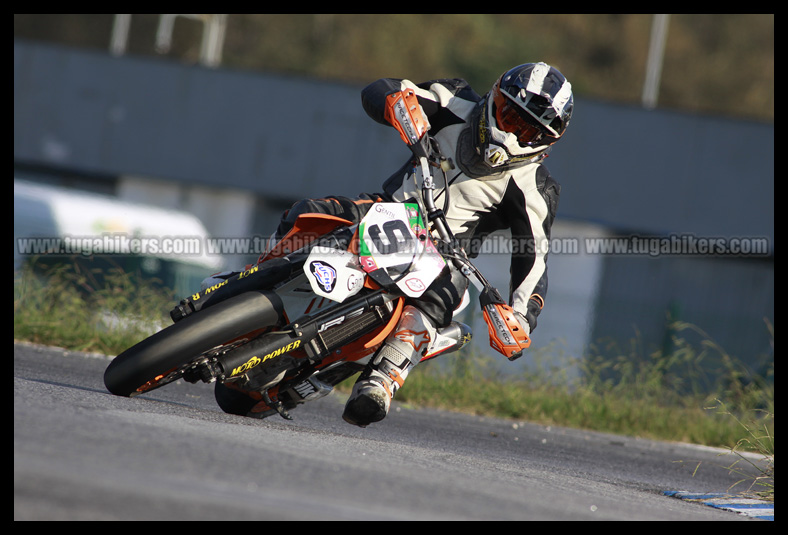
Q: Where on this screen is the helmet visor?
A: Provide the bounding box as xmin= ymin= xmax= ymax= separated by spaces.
xmin=492 ymin=86 xmax=554 ymax=147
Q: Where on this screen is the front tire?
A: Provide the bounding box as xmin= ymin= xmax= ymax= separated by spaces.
xmin=104 ymin=291 xmax=281 ymax=397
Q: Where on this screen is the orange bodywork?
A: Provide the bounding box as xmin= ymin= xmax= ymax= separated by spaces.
xmin=258 ymin=213 xmax=355 ymax=264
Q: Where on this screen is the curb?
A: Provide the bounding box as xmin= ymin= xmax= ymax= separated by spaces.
xmin=664 ymin=491 xmax=773 ymax=521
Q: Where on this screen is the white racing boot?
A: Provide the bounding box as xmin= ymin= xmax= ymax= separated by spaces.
xmin=343 ymin=305 xmax=437 ymax=427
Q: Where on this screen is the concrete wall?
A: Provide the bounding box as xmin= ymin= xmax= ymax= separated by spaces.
xmin=15 ymin=39 xmax=773 ymax=242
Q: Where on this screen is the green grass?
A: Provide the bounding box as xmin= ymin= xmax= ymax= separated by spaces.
xmin=14 ymin=260 xmax=773 ymax=499
xmin=396 ymin=340 xmax=773 ymax=447
xmin=14 ymin=259 xmax=174 ymax=355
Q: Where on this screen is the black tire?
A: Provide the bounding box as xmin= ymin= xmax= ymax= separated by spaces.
xmin=104 ymin=290 xmax=281 ymax=397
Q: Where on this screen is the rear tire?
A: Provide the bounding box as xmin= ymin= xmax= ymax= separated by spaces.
xmin=214 ymin=381 xmax=262 ymax=416
xmin=104 ymin=291 xmax=281 ymax=397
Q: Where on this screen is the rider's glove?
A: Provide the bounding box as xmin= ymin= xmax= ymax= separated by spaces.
xmin=514 ymin=311 xmax=531 ymax=338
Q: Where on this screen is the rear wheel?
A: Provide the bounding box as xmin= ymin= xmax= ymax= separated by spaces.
xmin=104 ymin=291 xmax=281 ymax=397
xmin=214 ymin=381 xmax=266 ymax=416
xmin=213 ymin=362 xmax=363 ymax=419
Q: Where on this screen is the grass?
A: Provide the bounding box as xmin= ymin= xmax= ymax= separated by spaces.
xmin=398 ymin=339 xmax=773 ymax=447
xmin=14 ymin=258 xmax=174 ymax=355
xmin=14 ymin=259 xmax=773 ymax=498
xmin=702 ymin=397 xmax=774 ymax=500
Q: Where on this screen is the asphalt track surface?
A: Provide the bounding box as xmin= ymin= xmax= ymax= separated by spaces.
xmin=14 ymin=341 xmax=771 ymax=521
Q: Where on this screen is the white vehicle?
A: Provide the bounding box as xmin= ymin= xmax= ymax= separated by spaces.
xmin=14 ymin=178 xmax=224 ymax=297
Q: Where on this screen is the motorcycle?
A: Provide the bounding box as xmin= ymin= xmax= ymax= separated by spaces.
xmin=104 ymin=106 xmax=531 ymax=421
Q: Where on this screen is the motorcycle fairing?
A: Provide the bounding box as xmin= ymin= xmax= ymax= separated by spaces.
xmin=259 ymin=213 xmax=354 ymax=263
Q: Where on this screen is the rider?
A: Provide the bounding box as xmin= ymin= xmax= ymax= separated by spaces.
xmin=217 ymin=62 xmax=572 ymax=427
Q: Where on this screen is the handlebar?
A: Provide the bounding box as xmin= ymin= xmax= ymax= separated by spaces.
xmin=412 ymin=149 xmax=494 ymax=294
xmin=412 ymin=137 xmax=531 ymax=360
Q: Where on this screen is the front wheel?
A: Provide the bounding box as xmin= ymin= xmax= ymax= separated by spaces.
xmin=104 ymin=291 xmax=281 ymax=397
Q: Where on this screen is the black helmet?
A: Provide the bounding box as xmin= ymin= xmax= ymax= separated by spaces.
xmin=476 ymin=62 xmax=573 ymax=169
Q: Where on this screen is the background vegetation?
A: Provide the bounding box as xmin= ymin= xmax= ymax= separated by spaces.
xmin=14 ymin=14 xmax=774 ymax=122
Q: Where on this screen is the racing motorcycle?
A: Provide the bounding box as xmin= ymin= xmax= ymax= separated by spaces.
xmin=103 ymin=93 xmax=531 ymax=421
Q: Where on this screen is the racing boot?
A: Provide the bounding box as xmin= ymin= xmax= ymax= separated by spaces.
xmin=343 ymin=305 xmax=436 ymax=427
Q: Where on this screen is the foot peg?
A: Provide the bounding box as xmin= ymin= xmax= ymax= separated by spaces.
xmin=262 ymin=391 xmax=293 ymax=420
